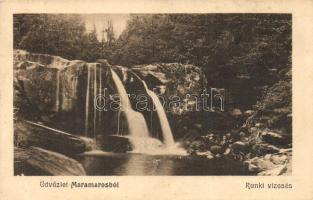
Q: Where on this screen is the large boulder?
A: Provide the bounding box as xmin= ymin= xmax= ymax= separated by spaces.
xmin=245 ymin=148 xmax=292 ymax=175
xmin=14 ymin=50 xmax=116 ymax=137
xmin=261 ymin=131 xmax=289 ymax=145
xmin=98 ymin=135 xmax=163 ymax=153
xmin=14 ymin=147 xmax=86 ymax=176
xmin=132 ymin=63 xmax=207 ymax=115
xmin=14 ymin=120 xmax=89 ymax=156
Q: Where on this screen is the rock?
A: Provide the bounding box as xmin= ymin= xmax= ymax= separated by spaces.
xmin=258 ymin=165 xmax=287 ymax=176
xmin=244 ymin=110 xmax=254 ymax=116
xmin=223 ymin=148 xmax=231 ymax=155
xmin=14 ymin=50 xmax=115 ymax=137
xmin=79 ymin=136 xmax=98 ymax=151
xmin=279 ymin=148 xmax=292 ymax=154
xmin=247 ymin=163 xmax=260 ymax=172
xmin=215 ymin=154 xmax=221 ymax=158
xmin=250 ymin=157 xmax=276 ymax=172
xmin=231 ymin=141 xmax=248 ymax=153
xmin=239 ymin=132 xmax=246 ymax=138
xmin=249 ymin=127 xmax=258 ymax=134
xmin=197 ymin=151 xmax=214 ymax=159
xmin=100 ymin=135 xmax=163 ymax=153
xmin=193 ymin=123 xmax=203 ymax=130
xmin=100 ymin=135 xmax=133 ymax=153
xmin=270 ymin=154 xmax=288 ymax=165
xmin=206 ymin=151 xmax=214 ymax=159
xmin=14 ymin=146 xmax=86 ymax=176
xmin=261 ymin=131 xmax=288 ymax=145
xmin=264 ymin=154 xmax=272 ymax=160
xmin=188 ymin=140 xmax=206 ymax=152
xmin=255 ymin=123 xmax=265 ymax=128
xmin=132 ymin=63 xmax=206 ymax=114
xmin=210 ymin=145 xmax=223 ymax=154
xmin=251 ymin=143 xmax=280 ymax=156
xmin=229 ymin=108 xmax=242 ymax=116
xmin=14 ymin=120 xmax=87 ymax=156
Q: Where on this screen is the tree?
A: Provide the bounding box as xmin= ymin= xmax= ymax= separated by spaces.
xmin=111 ymin=14 xmax=291 ymax=108
xmin=13 ymin=14 xmax=102 ymax=61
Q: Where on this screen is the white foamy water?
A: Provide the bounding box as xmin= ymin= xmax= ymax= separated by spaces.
xmin=93 ymin=64 xmax=97 ymax=138
xmin=111 ymin=69 xmax=151 ymax=152
xmin=85 ymin=64 xmax=91 ymax=136
xmin=55 ymin=70 xmax=60 ymax=112
xmin=140 ymin=79 xmax=175 ymax=147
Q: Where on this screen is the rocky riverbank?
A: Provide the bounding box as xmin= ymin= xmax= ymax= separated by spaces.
xmin=183 ymin=67 xmax=292 ymax=175
xmin=14 ymin=120 xmax=96 ymax=175
xmin=13 ymin=50 xmax=292 ymax=176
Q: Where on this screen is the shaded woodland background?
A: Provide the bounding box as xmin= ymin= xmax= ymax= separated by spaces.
xmin=13 ymin=14 xmax=292 ymax=176
xmin=13 ymin=14 xmax=291 ymax=110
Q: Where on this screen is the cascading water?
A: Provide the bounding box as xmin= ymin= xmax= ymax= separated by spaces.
xmin=93 ymin=64 xmax=97 ymax=138
xmin=85 ymin=64 xmax=91 ymax=136
xmin=111 ymin=69 xmax=161 ymax=152
xmin=55 ymin=70 xmax=60 ymax=112
xmin=140 ymin=80 xmax=175 ymax=147
xmin=98 ymin=66 xmax=102 ymax=129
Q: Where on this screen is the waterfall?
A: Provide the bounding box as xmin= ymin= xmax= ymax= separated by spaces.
xmin=85 ymin=64 xmax=91 ymax=136
xmin=93 ymin=64 xmax=97 ymax=138
xmin=55 ymin=69 xmax=60 ymax=112
xmin=110 ymin=69 xmax=150 ymax=141
xmin=140 ymin=80 xmax=175 ymax=147
xmin=98 ymin=66 xmax=102 ymax=130
xmin=72 ymin=75 xmax=78 ymax=97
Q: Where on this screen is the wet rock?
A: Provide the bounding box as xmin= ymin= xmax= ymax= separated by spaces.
xmin=101 ymin=135 xmax=132 ymax=153
xmin=215 ymin=154 xmax=221 ymax=158
xmin=264 ymin=154 xmax=272 ymax=160
xmin=197 ymin=151 xmax=214 ymax=159
xmin=132 ymin=63 xmax=206 ymax=115
xmin=239 ymin=132 xmax=246 ymax=138
xmin=14 ymin=146 xmax=86 ymax=176
xmin=210 ymin=145 xmax=223 ymax=154
xmin=244 ymin=110 xmax=254 ymax=116
xmin=245 ymin=147 xmax=292 ymax=175
xmin=255 ymin=123 xmax=265 ymax=128
xmin=251 ymin=143 xmax=280 ymax=156
xmin=261 ymin=131 xmax=288 ymax=145
xmin=193 ymin=123 xmax=203 ymax=130
xmin=270 ymin=154 xmax=288 ymax=165
xmin=14 ymin=120 xmax=87 ymax=156
xmin=279 ymin=148 xmax=292 ymax=154
xmin=231 ymin=141 xmax=248 ymax=153
xmin=258 ymin=165 xmax=287 ymax=176
xmin=223 ymin=148 xmax=231 ymax=155
xmin=206 ymin=151 xmax=214 ymax=159
xmin=250 ymin=157 xmax=276 ymax=172
xmin=188 ymin=140 xmax=206 ymax=153
xmin=14 ymin=50 xmax=115 ymax=136
xmin=229 ymin=108 xmax=242 ymax=117
xmin=79 ymin=136 xmax=98 ymax=151
xmin=247 ymin=163 xmax=259 ymax=172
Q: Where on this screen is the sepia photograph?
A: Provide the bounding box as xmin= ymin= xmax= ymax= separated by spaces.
xmin=12 ymin=13 xmax=292 ymax=176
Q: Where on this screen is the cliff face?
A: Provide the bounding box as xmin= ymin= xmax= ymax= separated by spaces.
xmin=13 ymin=50 xmax=207 ymax=139
xmin=132 ymin=63 xmax=206 ymax=115
xmin=14 ymin=50 xmax=115 ymax=137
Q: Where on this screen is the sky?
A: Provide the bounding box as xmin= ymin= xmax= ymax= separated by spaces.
xmin=82 ymin=14 xmax=130 ymax=41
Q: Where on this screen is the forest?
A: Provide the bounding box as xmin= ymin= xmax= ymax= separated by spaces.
xmin=13 ymin=14 xmax=292 ymax=176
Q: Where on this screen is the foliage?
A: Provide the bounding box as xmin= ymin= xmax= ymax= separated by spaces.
xmin=14 ymin=14 xmax=291 ymax=109
xmin=14 ymin=14 xmax=111 ymax=62
xmin=111 ymin=14 xmax=291 ymax=108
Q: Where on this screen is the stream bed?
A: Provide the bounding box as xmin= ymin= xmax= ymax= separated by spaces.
xmin=77 ymin=151 xmax=255 ymax=176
